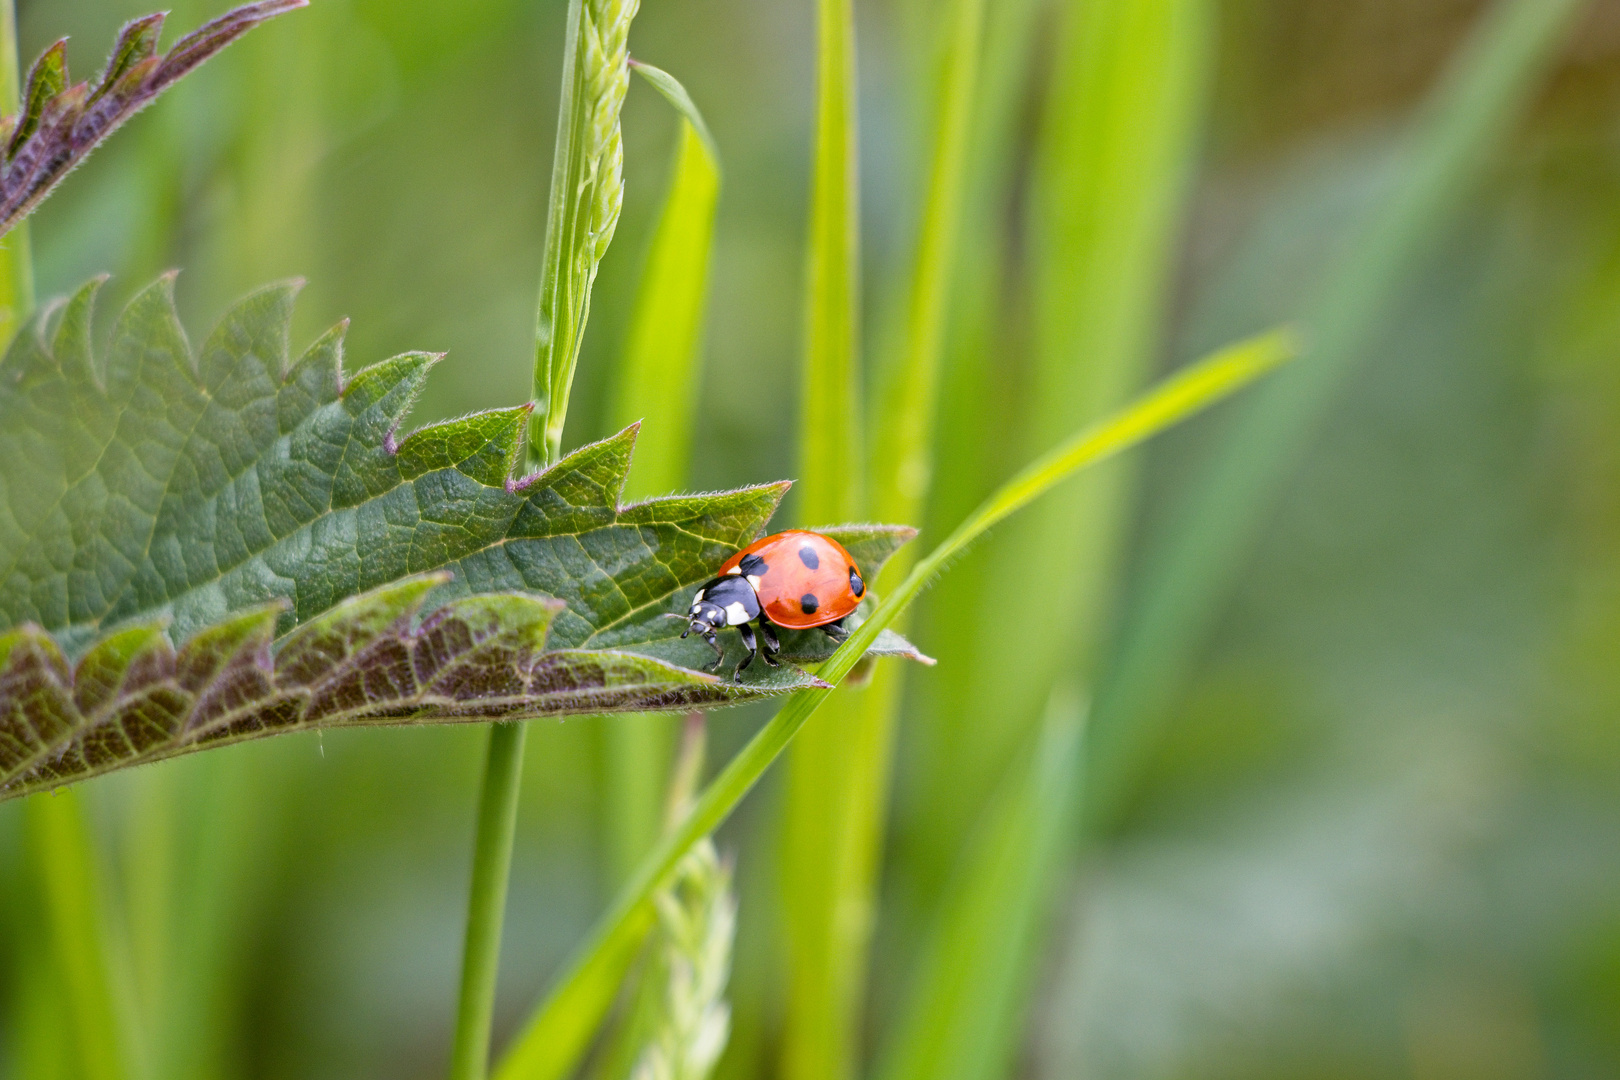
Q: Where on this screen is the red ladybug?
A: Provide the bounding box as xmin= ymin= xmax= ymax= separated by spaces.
xmin=669 ymin=530 xmax=867 ymax=681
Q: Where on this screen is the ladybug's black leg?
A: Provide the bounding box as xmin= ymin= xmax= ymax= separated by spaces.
xmin=734 ymin=622 xmax=759 ymax=682
xmin=821 ymin=617 xmax=850 ymax=643
xmin=701 ymin=630 xmax=725 ymax=670
xmin=756 ymin=616 xmax=781 ymax=666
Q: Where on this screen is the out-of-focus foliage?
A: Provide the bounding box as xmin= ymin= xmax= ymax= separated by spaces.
xmin=1 ymin=1 xmax=1618 ymax=1079
xmin=0 ymin=1 xmax=304 ymax=238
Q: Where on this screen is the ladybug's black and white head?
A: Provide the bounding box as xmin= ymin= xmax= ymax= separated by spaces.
xmin=670 ymin=575 xmax=762 ymax=638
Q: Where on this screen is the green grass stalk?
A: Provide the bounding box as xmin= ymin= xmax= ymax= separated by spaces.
xmin=494 ymin=329 xmax=1294 ymax=1080
xmin=450 ymin=724 xmax=531 ymax=1080
xmin=531 ymin=0 xmax=642 ymax=469
xmin=904 ymin=0 xmax=1042 ymax=911
xmin=1084 ymin=0 xmax=1590 ymax=828
xmin=781 ymin=0 xmax=990 ymax=1074
xmin=26 ymin=792 xmax=132 ymax=1080
xmin=0 ymin=0 xmax=31 ymax=346
xmin=780 ymin=0 xmax=865 ymax=1073
xmin=874 ymin=689 xmax=1086 ymax=1080
xmin=603 ymin=75 xmax=721 ymax=887
xmin=461 ymin=0 xmax=644 ymax=1066
xmin=797 ymin=0 xmax=863 ymax=527
xmin=915 ymin=0 xmax=1214 ymax=884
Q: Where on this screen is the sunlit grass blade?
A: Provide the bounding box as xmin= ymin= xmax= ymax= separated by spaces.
xmin=873 ymin=688 xmax=1085 ymax=1080
xmin=26 ymin=791 xmax=134 ymax=1080
xmin=604 ymin=72 xmax=722 ymax=885
xmin=869 ymin=0 xmax=986 ymax=537
xmin=910 ymin=0 xmax=1214 ymax=899
xmin=903 ymin=0 xmax=1042 ymax=920
xmin=797 ymin=0 xmax=862 ymax=528
xmin=0 ymin=0 xmax=27 ymax=347
xmin=494 ymin=328 xmax=1295 ymax=1080
xmin=780 ymin=0 xmax=864 ymax=1074
xmin=1084 ymin=0 xmax=1590 ymax=827
xmin=612 ymin=73 xmax=721 ymax=505
xmin=630 ymin=60 xmax=718 ymax=162
xmin=783 ymin=0 xmax=989 ymax=1073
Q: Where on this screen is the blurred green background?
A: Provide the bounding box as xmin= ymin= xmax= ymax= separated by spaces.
xmin=1 ymin=0 xmax=1619 ymax=1078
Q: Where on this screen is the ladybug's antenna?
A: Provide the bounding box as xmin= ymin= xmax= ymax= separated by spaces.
xmin=662 ymin=612 xmax=698 ymax=638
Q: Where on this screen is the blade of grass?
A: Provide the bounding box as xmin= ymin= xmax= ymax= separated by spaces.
xmin=797 ymin=0 xmax=863 ymax=528
xmin=493 ymin=328 xmax=1295 ymax=1080
xmin=870 ymin=0 xmax=988 ymax=562
xmin=0 ymin=0 xmax=30 ymax=347
xmin=873 ymin=687 xmax=1086 ymax=1080
xmin=26 ymin=792 xmax=133 ymax=1080
xmin=603 ymin=71 xmax=722 ymax=887
xmin=612 ymin=70 xmax=720 ymax=497
xmin=780 ymin=0 xmax=865 ymax=1073
xmin=1084 ymin=0 xmax=1590 ymax=827
xmin=903 ymin=0 xmax=1041 ymax=907
xmin=782 ymin=0 xmax=989 ymax=1074
xmin=911 ymin=0 xmax=1214 ymax=896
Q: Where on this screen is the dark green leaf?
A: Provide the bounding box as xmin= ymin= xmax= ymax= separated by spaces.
xmin=0 ymin=277 xmax=921 ymax=798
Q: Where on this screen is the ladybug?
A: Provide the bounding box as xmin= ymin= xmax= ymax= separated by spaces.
xmin=669 ymin=530 xmax=867 ymax=681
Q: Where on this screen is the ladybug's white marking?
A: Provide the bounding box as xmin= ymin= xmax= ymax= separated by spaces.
xmin=725 ymin=566 xmax=742 ymax=575
xmin=724 ymin=601 xmax=751 ymax=625
xmin=746 ymin=574 xmax=763 ymax=590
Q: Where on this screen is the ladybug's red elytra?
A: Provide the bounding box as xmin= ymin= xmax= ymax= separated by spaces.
xmin=668 ymin=530 xmax=866 ymax=682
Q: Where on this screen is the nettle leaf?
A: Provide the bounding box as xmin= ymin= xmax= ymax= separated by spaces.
xmin=0 ymin=278 xmax=918 ymax=798
xmin=0 ymin=1 xmax=307 ymax=237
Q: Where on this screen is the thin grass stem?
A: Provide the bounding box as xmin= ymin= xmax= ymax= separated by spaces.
xmin=450 ymin=723 xmax=531 ymax=1080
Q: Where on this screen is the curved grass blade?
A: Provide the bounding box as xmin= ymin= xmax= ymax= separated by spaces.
xmin=604 ymin=69 xmax=722 ymax=884
xmin=873 ymin=688 xmax=1085 ymax=1080
xmin=630 ymin=61 xmax=718 ymax=164
xmin=492 ymin=328 xmax=1296 ymax=1080
xmin=913 ymin=0 xmax=1214 ymax=905
xmin=784 ymin=0 xmax=989 ymax=1071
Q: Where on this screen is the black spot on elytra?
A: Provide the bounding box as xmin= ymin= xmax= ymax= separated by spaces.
xmin=849 ymin=568 xmax=864 ymax=597
xmin=798 ymin=545 xmax=820 ymax=570
xmin=739 ymin=552 xmax=767 ymax=576
xmin=800 ymin=593 xmax=819 ymax=615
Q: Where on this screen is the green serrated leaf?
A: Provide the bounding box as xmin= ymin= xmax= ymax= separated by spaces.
xmin=0 ymin=2 xmax=307 ymax=238
xmin=0 ymin=278 xmax=918 ymax=798
xmin=87 ymin=13 xmax=162 ymax=108
xmin=7 ymin=39 xmax=66 ymax=160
